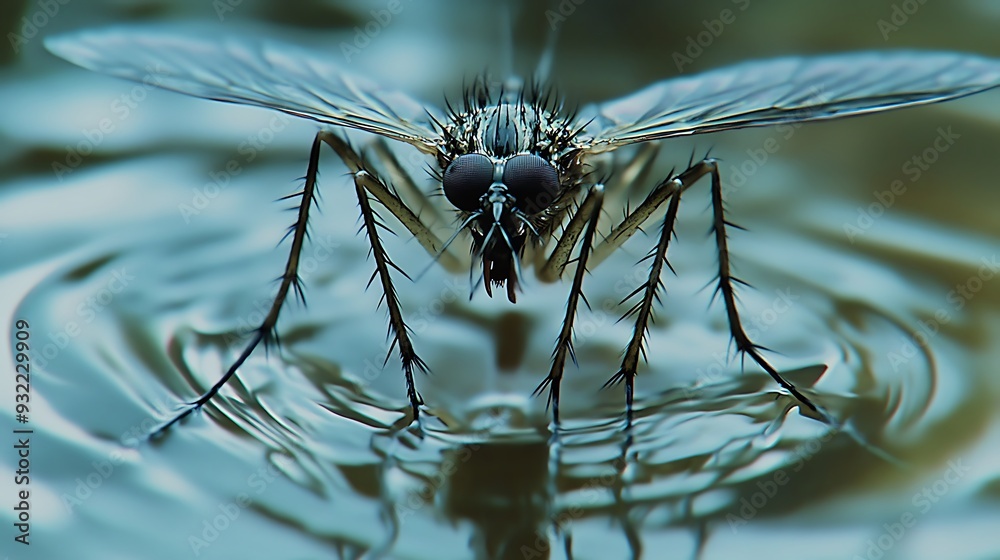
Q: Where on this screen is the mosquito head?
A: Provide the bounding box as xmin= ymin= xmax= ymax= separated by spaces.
xmin=435 ymin=76 xmax=586 ymax=302
xmin=441 ymin=151 xmax=560 ymax=302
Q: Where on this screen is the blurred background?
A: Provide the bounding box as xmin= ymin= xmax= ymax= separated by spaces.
xmin=2 ymin=1 xmax=1000 ymax=559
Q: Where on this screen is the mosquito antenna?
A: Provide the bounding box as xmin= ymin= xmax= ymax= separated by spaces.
xmin=500 ymin=0 xmax=516 ymax=83
xmin=533 ymin=0 xmax=561 ymax=85
xmin=470 ymin=270 xmax=486 ymax=300
xmin=513 ymin=210 xmax=541 ymax=240
xmin=414 ymin=212 xmax=482 ymax=281
xmin=500 ymin=0 xmax=524 ymax=100
xmin=479 ymin=222 xmax=499 ymax=258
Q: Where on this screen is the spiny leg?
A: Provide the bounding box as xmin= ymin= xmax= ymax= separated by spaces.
xmin=537 ymin=184 xmax=605 ymax=283
xmin=601 ymin=142 xmax=662 ymax=211
xmin=153 ymin=131 xmax=449 ymax=437
xmin=604 ymin=189 xmax=682 ymax=428
xmin=151 ymin=132 xmax=324 ymax=437
xmin=599 ymin=160 xmax=717 ymax=427
xmin=589 ymin=170 xmax=680 ymax=270
xmin=369 ymin=138 xmax=450 ymax=228
xmin=533 ymin=162 xmax=688 ymax=423
xmin=706 ymin=160 xmax=826 ymax=421
xmin=529 ymin=185 xmax=583 ymax=274
xmin=529 ymin=145 xmax=659 ymax=278
xmin=320 ymin=132 xmax=429 ymax=420
xmin=600 ymin=158 xmax=826 ymax=425
xmin=532 ymin=184 xmax=605 ymax=424
xmin=323 ymin=132 xmax=464 ymax=274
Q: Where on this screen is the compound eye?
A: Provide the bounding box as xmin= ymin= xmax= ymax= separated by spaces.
xmin=502 ymin=154 xmax=560 ymax=214
xmin=442 ymin=154 xmax=494 ymax=211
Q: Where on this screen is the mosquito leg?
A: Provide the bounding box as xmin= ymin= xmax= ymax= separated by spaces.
xmin=596 ymin=161 xmax=717 ymax=427
xmin=604 ymin=189 xmax=682 ymax=427
xmin=532 ymin=184 xmax=604 ymax=424
xmin=537 ymin=185 xmax=605 ymax=283
xmin=533 ymin=145 xmax=661 ymax=273
xmin=369 ymin=138 xmax=449 ymax=227
xmin=151 ymin=132 xmax=325 ymax=437
xmin=530 ymin=186 xmax=583 ymax=273
xmin=319 ymin=132 xmax=429 ymax=420
xmin=604 ymin=142 xmax=661 ymax=207
xmin=598 ymin=158 xmax=825 ymax=426
xmin=323 ymin=132 xmax=463 ymax=273
xmin=588 ymin=174 xmax=679 ymax=270
xmin=705 ymin=159 xmax=826 ymax=420
xmin=151 ymin=131 xmax=449 ymax=437
xmin=531 ymin=146 xmax=659 ymax=273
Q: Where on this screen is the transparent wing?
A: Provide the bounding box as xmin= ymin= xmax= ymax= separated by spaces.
xmin=45 ymin=26 xmax=442 ymax=153
xmin=580 ymin=51 xmax=1000 ymax=152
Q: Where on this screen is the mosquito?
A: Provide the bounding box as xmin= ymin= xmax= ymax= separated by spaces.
xmin=45 ymin=26 xmax=1000 ymax=436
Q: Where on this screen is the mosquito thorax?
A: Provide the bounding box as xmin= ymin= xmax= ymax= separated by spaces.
xmin=437 ymin=81 xmax=586 ymax=185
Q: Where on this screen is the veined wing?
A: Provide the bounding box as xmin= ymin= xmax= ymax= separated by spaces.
xmin=45 ymin=27 xmax=442 ymax=153
xmin=580 ymin=51 xmax=1000 ymax=152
